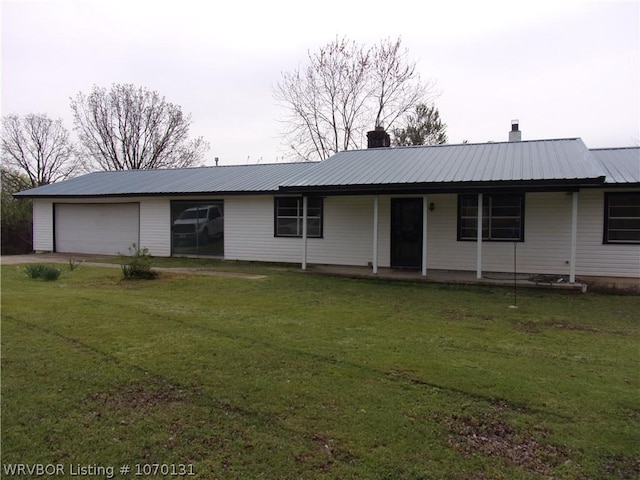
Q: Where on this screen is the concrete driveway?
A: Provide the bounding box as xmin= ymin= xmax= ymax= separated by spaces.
xmin=1 ymin=253 xmax=117 ymax=266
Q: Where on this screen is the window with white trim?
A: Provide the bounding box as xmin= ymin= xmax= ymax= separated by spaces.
xmin=458 ymin=193 xmax=524 ymax=241
xmin=604 ymin=192 xmax=640 ymax=244
xmin=274 ymin=197 xmax=323 ymax=237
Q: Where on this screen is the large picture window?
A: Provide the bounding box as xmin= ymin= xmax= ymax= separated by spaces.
xmin=458 ymin=193 xmax=524 ymax=241
xmin=171 ymin=200 xmax=224 ymax=256
xmin=274 ymin=197 xmax=323 ymax=238
xmin=604 ymin=192 xmax=640 ymax=244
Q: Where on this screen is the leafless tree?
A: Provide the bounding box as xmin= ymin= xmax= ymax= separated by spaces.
xmin=274 ymin=37 xmax=437 ymax=161
xmin=71 ymin=84 xmax=209 ymax=170
xmin=1 ymin=114 xmax=78 ymax=188
xmin=371 ymin=39 xmax=438 ymax=129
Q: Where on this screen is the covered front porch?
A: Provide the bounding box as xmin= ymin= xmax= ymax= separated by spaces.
xmin=298 ymin=191 xmax=583 ymax=284
xmin=305 ymin=264 xmax=588 ymax=293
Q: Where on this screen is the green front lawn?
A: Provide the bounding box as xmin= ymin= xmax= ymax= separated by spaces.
xmin=1 ymin=263 xmax=638 ymax=479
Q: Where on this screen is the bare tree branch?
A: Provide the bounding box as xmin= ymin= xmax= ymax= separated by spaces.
xmin=1 ymin=114 xmax=78 ymax=187
xmin=70 ymin=84 xmax=210 ymax=170
xmin=274 ymin=36 xmax=439 ymax=161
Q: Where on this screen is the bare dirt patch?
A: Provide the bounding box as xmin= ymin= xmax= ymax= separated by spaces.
xmin=516 ymin=318 xmax=603 ymax=335
xmin=603 ymin=454 xmax=640 ymax=480
xmin=86 ymin=380 xmax=192 ymax=414
xmin=295 ymin=433 xmax=359 ymax=473
xmin=436 ymin=405 xmax=570 ymax=477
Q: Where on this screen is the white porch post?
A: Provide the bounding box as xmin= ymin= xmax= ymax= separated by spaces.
xmin=372 ymin=195 xmax=379 ymax=275
xmin=422 ymin=195 xmax=428 ymax=277
xmin=476 ymin=193 xmax=483 ymax=279
xmin=569 ymin=191 xmax=579 ymax=283
xmin=302 ymin=196 xmax=308 ymax=270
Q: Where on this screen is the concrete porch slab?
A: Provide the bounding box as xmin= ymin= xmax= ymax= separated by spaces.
xmin=306 ymin=264 xmax=589 ymax=292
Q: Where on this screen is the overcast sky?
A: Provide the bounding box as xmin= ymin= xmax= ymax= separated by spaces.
xmin=2 ymin=0 xmax=639 ymax=167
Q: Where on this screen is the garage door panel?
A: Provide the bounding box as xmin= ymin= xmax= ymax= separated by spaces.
xmin=55 ymin=203 xmax=139 ymax=255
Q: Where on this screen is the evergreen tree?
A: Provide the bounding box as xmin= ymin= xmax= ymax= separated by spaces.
xmin=393 ymin=104 xmax=447 ymax=146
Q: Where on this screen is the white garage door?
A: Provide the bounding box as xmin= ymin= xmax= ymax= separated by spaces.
xmin=55 ymin=203 xmax=140 ymax=255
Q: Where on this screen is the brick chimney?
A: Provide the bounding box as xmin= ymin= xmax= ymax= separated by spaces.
xmin=509 ymin=120 xmax=522 ymax=142
xmin=367 ymin=126 xmax=391 ymax=148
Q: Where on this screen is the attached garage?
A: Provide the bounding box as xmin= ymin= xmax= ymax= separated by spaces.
xmin=14 ymin=142 xmax=640 ymax=288
xmin=54 ymin=203 xmax=140 ymax=255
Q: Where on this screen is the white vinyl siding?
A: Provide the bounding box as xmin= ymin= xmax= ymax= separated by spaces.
xmin=55 ymin=203 xmax=139 ymax=255
xmin=140 ymin=199 xmax=171 ymax=256
xmin=275 ymin=193 xmax=578 ymax=274
xmin=415 ymin=194 xmax=467 ymax=270
xmin=28 ymin=189 xmax=639 ymax=279
xmin=576 ymin=189 xmax=640 ymax=277
xmin=376 ymin=193 xmax=576 ymax=275
xmin=32 ymin=200 xmax=54 ymax=251
xmin=225 ymin=195 xmax=302 ymax=263
xmin=514 ymin=192 xmax=573 ymax=274
xmin=375 ymin=191 xmax=638 ymax=278
xmin=309 ymin=196 xmax=373 ymax=266
xmin=224 ymin=195 xmax=374 ymax=266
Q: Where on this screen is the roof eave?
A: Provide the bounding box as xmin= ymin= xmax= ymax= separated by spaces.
xmin=278 ymin=177 xmax=607 ymax=196
xmin=601 ymin=182 xmax=640 ymax=188
xmin=13 ymin=189 xmax=283 ymax=199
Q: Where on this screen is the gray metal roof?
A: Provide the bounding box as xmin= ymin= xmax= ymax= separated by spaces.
xmin=16 ymin=162 xmax=317 ymax=197
xmin=590 ymin=147 xmax=640 ymax=184
xmin=17 ymin=138 xmax=633 ymax=198
xmin=280 ymin=138 xmax=606 ymax=191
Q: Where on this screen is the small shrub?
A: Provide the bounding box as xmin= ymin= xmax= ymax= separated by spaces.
xmin=68 ymin=258 xmax=81 ymax=271
xmin=24 ymin=264 xmax=61 ymax=281
xmin=40 ymin=266 xmax=61 ymax=281
xmin=24 ymin=264 xmax=45 ymax=279
xmin=120 ymin=244 xmax=158 ymax=280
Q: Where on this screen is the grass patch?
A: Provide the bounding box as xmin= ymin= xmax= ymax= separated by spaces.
xmin=1 ymin=265 xmax=638 ymax=479
xmin=95 ymin=254 xmax=297 ymax=275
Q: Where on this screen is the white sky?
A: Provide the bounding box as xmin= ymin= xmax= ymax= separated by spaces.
xmin=2 ymin=0 xmax=639 ymax=166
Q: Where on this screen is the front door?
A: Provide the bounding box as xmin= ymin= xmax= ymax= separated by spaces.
xmin=391 ymin=198 xmax=423 ymax=268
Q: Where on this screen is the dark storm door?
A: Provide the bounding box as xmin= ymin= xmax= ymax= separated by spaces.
xmin=391 ymin=198 xmax=423 ymax=268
